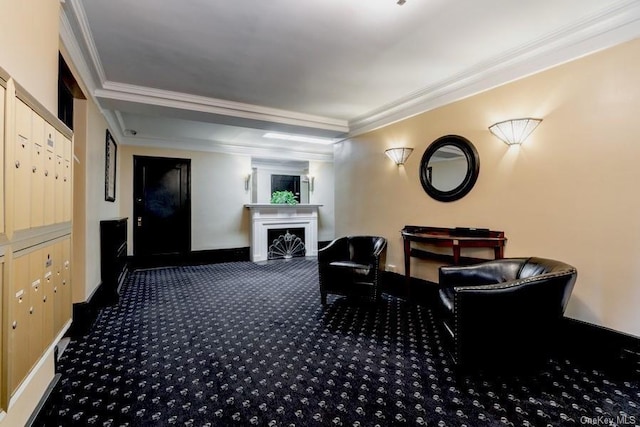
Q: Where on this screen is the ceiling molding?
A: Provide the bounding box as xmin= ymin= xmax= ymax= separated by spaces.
xmin=114 ymin=110 xmax=128 ymax=133
xmin=121 ymin=135 xmax=334 ymax=162
xmin=96 ymin=109 xmax=127 ymax=144
xmin=251 ymin=158 xmax=310 ymax=170
xmin=59 ymin=9 xmax=99 ymax=102
xmin=59 ymin=8 xmax=126 ymax=146
xmin=97 ymin=82 xmax=349 ymax=134
xmin=65 ymin=0 xmax=107 ymax=85
xmin=348 ymin=0 xmax=640 ymax=137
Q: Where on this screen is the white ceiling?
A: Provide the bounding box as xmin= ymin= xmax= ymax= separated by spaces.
xmin=61 ymin=0 xmax=640 ymax=160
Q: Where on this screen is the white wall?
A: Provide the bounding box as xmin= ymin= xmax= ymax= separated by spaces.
xmin=191 ymin=150 xmax=252 ymax=251
xmin=119 ymin=146 xmax=253 ymax=253
xmin=84 ymin=103 xmax=120 ymax=298
xmin=119 ymin=146 xmax=336 ymax=253
xmin=334 ymin=38 xmax=640 ymax=337
xmin=309 ymin=160 xmax=335 ymax=242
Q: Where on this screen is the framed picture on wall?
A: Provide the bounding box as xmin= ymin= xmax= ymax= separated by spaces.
xmin=105 ymin=130 xmax=117 ymax=202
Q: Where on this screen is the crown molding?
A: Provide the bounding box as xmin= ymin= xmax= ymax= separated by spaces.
xmin=60 ymin=8 xmax=124 ymax=146
xmin=97 ymin=82 xmax=349 ymax=135
xmin=59 ymin=9 xmax=99 ymax=98
xmin=348 ymin=0 xmax=640 ymax=137
xmin=121 ymin=135 xmax=334 ymax=162
xmin=114 ymin=110 xmax=127 ymax=133
xmin=64 ymin=0 xmax=107 ymax=85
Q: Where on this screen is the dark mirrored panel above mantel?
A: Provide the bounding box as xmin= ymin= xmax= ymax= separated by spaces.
xmin=250 ymin=158 xmax=311 ymax=204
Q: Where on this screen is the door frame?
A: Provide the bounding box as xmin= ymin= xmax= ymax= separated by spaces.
xmin=133 ymin=155 xmax=191 ymax=257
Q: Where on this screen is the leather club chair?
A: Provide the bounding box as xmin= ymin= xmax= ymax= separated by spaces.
xmin=438 ymin=257 xmax=577 ymax=369
xmin=318 ymin=236 xmax=387 ymax=305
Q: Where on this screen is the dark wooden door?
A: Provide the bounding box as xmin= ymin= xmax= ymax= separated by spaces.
xmin=133 ymin=156 xmax=191 ymax=256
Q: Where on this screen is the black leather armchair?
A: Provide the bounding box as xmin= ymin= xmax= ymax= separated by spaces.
xmin=438 ymin=257 xmax=577 ymax=368
xmin=318 ymin=236 xmax=387 ymax=305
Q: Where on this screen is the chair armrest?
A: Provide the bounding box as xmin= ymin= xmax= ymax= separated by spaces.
xmin=371 ymin=240 xmax=387 ymax=270
xmin=318 ymin=237 xmax=348 ymax=264
xmin=372 ymin=240 xmax=387 ymax=258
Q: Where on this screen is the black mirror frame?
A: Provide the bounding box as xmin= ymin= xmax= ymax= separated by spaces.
xmin=419 ymin=135 xmax=480 ymax=202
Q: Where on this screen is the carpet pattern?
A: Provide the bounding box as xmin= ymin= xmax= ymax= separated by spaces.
xmin=34 ymin=259 xmax=639 ymax=426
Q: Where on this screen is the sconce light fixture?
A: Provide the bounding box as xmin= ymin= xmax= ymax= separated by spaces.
xmin=488 ymin=118 xmax=542 ymax=145
xmin=385 ymin=147 xmax=414 ymax=166
xmin=308 ymin=175 xmax=315 ymax=192
xmin=244 ymin=174 xmax=251 ymax=191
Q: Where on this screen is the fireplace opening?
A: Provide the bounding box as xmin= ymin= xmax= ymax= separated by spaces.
xmin=268 ymin=228 xmax=306 ymax=260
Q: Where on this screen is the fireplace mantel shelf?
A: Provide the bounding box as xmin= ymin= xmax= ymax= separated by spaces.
xmin=244 ymin=204 xmax=323 ymax=209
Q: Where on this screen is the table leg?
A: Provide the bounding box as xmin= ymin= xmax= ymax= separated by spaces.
xmin=453 ymin=245 xmax=461 ymax=265
xmin=495 ymin=246 xmax=504 ymax=259
xmin=404 ymin=238 xmax=411 ymax=298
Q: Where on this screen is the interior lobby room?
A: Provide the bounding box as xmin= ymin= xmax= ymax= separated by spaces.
xmin=1 ymin=1 xmax=640 ymax=426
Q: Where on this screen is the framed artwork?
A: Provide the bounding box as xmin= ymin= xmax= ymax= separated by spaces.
xmin=105 ymin=129 xmax=117 ymax=202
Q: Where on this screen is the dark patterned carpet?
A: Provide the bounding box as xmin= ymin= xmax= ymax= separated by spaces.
xmin=33 ymin=259 xmax=639 ymax=426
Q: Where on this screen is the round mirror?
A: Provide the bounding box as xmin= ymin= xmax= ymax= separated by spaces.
xmin=419 ymin=135 xmax=480 ymax=202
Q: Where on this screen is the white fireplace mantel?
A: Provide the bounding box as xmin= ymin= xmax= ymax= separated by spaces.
xmin=245 ymin=204 xmax=322 ymax=262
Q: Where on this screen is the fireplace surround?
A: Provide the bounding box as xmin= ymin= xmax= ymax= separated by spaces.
xmin=245 ymin=204 xmax=322 ymax=262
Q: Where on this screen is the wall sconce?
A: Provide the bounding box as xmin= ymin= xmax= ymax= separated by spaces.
xmin=244 ymin=174 xmax=251 ymax=191
xmin=307 ymin=175 xmax=315 ymax=192
xmin=385 ymin=147 xmax=414 ymax=166
xmin=489 ymin=118 xmax=542 ymax=145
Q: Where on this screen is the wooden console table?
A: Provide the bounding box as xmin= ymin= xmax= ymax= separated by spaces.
xmin=401 ymin=225 xmax=507 ymax=287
